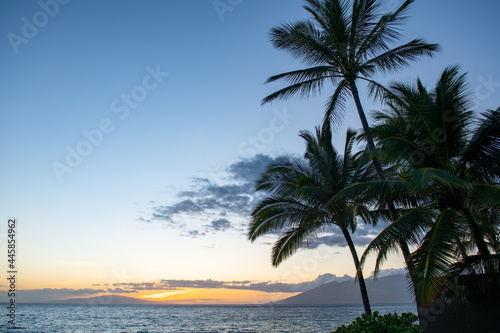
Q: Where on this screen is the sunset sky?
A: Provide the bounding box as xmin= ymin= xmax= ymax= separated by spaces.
xmin=1 ymin=0 xmax=499 ymax=304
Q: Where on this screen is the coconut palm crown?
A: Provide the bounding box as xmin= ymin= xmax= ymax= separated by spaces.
xmin=335 ymin=67 xmax=500 ymax=305
xmin=248 ymin=125 xmax=375 ymax=314
xmin=262 ymin=0 xmax=439 ymax=156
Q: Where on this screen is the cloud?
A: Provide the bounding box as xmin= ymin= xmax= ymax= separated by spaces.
xmin=2 ymin=269 xmax=406 ymax=302
xmin=306 ymin=234 xmax=373 ymax=249
xmin=141 ymin=153 xmax=388 ymax=248
xmin=112 ymin=274 xmax=355 ymax=294
xmin=152 ymin=199 xmax=203 ymax=222
xmin=370 ymin=268 xmax=407 ymax=278
xmin=227 ymin=154 xmax=274 ymax=183
xmin=183 ymin=230 xmax=206 ymax=238
xmin=207 ymin=218 xmax=231 ymax=231
xmin=0 ymin=287 xmax=137 ymax=303
xmin=142 ymin=154 xmax=281 ymax=234
xmin=305 ymin=223 xmax=386 ymax=249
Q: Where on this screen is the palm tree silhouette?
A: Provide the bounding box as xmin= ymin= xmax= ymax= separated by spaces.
xmin=249 ymin=126 xmax=375 ymax=314
xmin=261 ymin=0 xmax=439 ymax=311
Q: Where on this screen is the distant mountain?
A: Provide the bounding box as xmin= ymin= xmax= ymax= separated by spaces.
xmin=50 ymin=295 xmax=158 ymax=305
xmin=273 ymin=274 xmax=413 ymax=305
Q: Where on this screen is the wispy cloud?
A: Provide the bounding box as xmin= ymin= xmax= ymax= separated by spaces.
xmin=141 ymin=154 xmax=279 ymax=236
xmin=207 ymin=218 xmax=231 ymax=231
xmin=0 ymin=287 xmax=137 ymax=303
xmin=141 ymin=153 xmax=385 ymax=250
xmin=305 ymin=223 xmax=388 ymax=249
xmin=112 ymin=273 xmax=353 ymax=294
xmin=1 ymin=269 xmax=406 ymax=303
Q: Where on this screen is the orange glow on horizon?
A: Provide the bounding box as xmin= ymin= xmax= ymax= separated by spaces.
xmin=137 ymin=288 xmax=299 ymax=304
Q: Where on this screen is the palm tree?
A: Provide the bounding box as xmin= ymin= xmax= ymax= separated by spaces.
xmin=337 ymin=67 xmax=500 ymax=305
xmin=248 ymin=126 xmax=374 ymax=314
xmin=262 ymin=0 xmax=439 ymax=182
xmin=476 ymin=210 xmax=500 ymax=254
xmin=261 ymin=1 xmax=439 ymax=306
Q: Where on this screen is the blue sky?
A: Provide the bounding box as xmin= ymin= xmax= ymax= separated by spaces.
xmin=1 ymin=0 xmax=499 ymax=303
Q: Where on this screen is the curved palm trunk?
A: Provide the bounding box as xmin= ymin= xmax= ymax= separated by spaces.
xmin=341 ymin=227 xmax=371 ymax=315
xmin=347 ymin=80 xmax=382 ymax=174
xmin=347 ymin=79 xmax=424 ymax=316
xmin=462 ymin=209 xmax=490 ymax=256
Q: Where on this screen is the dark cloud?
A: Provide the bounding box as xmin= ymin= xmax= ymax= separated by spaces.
xmin=143 ymin=154 xmax=282 ymax=231
xmin=305 ymin=223 xmax=388 ymax=249
xmin=207 ymin=218 xmax=231 ymax=231
xmin=183 ymin=230 xmax=206 ymax=238
xmin=152 ymin=199 xmax=203 ymax=222
xmin=141 ymin=153 xmax=388 ymax=246
xmin=227 ymin=154 xmax=274 ymax=183
xmin=113 ymin=274 xmax=355 ymax=294
xmin=306 ymin=233 xmax=374 ymax=249
xmin=3 ymin=269 xmax=404 ymax=303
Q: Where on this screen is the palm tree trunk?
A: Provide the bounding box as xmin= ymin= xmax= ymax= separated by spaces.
xmin=347 ymin=80 xmax=386 ymax=180
xmin=462 ymin=209 xmax=490 ymax=256
xmin=347 ymin=78 xmax=424 ymax=319
xmin=455 ymin=235 xmax=469 ymax=260
xmin=342 ymin=227 xmax=372 ymax=315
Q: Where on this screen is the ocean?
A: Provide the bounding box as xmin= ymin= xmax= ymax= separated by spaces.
xmin=1 ymin=303 xmax=416 ymax=332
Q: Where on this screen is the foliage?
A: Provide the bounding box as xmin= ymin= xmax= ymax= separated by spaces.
xmin=262 ymin=0 xmax=439 ymax=130
xmin=348 ymin=67 xmax=500 ymax=305
xmin=262 ymin=0 xmax=439 ymax=311
xmin=332 ymin=311 xmax=419 ymax=333
xmin=248 ymin=125 xmax=374 ymax=314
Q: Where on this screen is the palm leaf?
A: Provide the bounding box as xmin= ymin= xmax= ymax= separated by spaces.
xmin=411 ymin=209 xmax=460 ymax=306
xmin=460 ymin=107 xmax=500 ymax=180
xmin=360 ymin=206 xmax=433 ymax=276
xmin=402 ymin=168 xmax=467 ymax=193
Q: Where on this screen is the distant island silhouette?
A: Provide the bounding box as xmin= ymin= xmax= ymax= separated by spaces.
xmin=50 ymin=295 xmax=158 ymax=305
xmin=38 ymin=274 xmax=413 ymax=305
xmin=272 ymin=274 xmax=412 ymax=305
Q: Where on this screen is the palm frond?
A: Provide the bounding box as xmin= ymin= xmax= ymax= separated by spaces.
xmin=262 ymin=69 xmax=343 ymax=105
xmin=470 ymin=184 xmax=500 ymax=210
xmin=254 ymin=156 xmax=309 ymax=196
xmin=460 ymin=107 xmax=500 ymax=180
xmin=249 ymin=196 xmax=328 ymax=241
xmin=411 ymin=209 xmax=460 ymax=306
xmin=362 ymin=39 xmax=439 ymax=73
xmin=269 ymin=20 xmax=336 ymax=66
xmin=323 ymin=79 xmax=349 ymax=128
xmin=360 ymin=206 xmax=433 ymax=276
xmin=356 ymin=0 xmax=430 ymax=62
xmin=402 ymin=168 xmax=467 ymax=193
xmin=271 ymin=223 xmax=323 ymax=266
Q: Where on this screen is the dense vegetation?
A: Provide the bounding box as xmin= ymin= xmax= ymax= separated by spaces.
xmin=332 ymin=312 xmax=419 ymax=333
xmin=250 ymin=0 xmax=500 ymax=330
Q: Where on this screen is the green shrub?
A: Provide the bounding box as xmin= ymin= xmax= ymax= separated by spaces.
xmin=333 ymin=311 xmax=419 ymax=333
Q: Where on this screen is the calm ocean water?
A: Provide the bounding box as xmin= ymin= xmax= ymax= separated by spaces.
xmin=1 ymin=303 xmax=416 ymax=333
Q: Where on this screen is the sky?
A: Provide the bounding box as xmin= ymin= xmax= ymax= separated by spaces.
xmin=1 ymin=0 xmax=499 ymax=304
